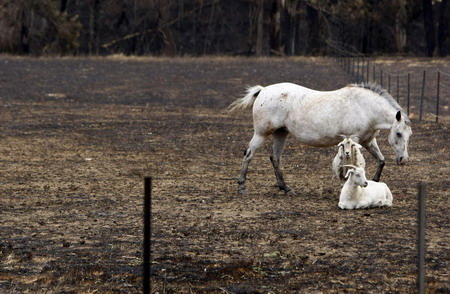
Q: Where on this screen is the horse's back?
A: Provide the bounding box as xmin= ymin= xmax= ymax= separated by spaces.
xmin=252 ymin=83 xmax=377 ymax=146
xmin=259 ymin=82 xmax=317 ymax=99
xmin=253 ymin=82 xmax=319 ymax=115
xmin=258 ymin=82 xmax=349 ymax=107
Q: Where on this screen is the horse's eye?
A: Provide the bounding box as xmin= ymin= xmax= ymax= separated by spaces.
xmin=396 ymin=132 xmax=402 ymax=138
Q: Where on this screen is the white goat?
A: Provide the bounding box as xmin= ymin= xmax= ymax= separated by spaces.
xmin=332 ymin=137 xmax=366 ymax=182
xmin=338 ymin=165 xmax=393 ymax=210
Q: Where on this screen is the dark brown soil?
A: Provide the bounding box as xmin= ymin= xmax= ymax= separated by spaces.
xmin=0 ymin=55 xmax=448 ymax=293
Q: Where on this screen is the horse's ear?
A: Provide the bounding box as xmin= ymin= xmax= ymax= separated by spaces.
xmin=396 ymin=111 xmax=402 ymax=121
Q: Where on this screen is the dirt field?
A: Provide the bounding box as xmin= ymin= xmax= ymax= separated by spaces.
xmin=0 ymin=55 xmax=449 ymax=293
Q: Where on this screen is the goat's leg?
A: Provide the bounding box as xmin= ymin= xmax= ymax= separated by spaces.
xmin=238 ymin=133 xmax=265 ymax=194
xmin=270 ymin=128 xmax=295 ymax=195
xmin=363 ymin=137 xmax=385 ymax=182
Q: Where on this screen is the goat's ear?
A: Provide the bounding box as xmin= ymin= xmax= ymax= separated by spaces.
xmin=345 ymin=169 xmax=353 ymax=179
xmin=396 ymin=111 xmax=402 ymax=121
xmin=353 ymin=143 xmax=362 ymax=149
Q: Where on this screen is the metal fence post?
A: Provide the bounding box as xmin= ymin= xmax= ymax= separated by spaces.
xmin=352 ymin=58 xmax=356 ymax=78
xmin=380 ymin=69 xmax=383 ymax=87
xmin=373 ymin=65 xmax=376 ymax=84
xmin=396 ymin=75 xmax=400 ymax=103
xmin=436 ymin=71 xmax=440 ymax=123
xmin=388 ymin=73 xmax=391 ymax=93
xmin=418 ymin=183 xmax=426 ymax=294
xmin=407 ymin=73 xmax=411 ymax=116
xmin=144 ymin=177 xmax=152 ymax=294
xmin=366 ymin=59 xmax=370 ymax=82
xmin=420 ymin=70 xmax=426 ymax=121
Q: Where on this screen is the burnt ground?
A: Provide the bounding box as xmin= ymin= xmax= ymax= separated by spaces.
xmin=0 ymin=55 xmax=448 ymax=293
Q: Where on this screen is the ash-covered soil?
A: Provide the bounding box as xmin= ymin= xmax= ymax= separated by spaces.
xmin=0 ymin=56 xmax=448 ymax=293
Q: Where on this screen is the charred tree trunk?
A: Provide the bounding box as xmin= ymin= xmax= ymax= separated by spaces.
xmin=19 ymin=7 xmax=30 ymax=54
xmin=281 ymin=6 xmax=293 ymax=55
xmin=88 ymin=0 xmax=100 ymax=54
xmin=157 ymin=1 xmax=177 ymax=56
xmin=438 ymin=0 xmax=450 ymax=56
xmin=422 ymin=0 xmax=435 ymax=57
xmin=281 ymin=1 xmax=300 ymax=56
xmin=256 ymin=0 xmax=264 ymax=56
xmin=306 ymin=4 xmax=320 ymax=55
xmin=60 ymin=0 xmax=68 ymax=12
xmin=269 ymin=0 xmax=282 ymax=55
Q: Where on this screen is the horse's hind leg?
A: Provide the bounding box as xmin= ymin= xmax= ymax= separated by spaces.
xmin=270 ymin=128 xmax=296 ymax=195
xmin=238 ymin=133 xmax=265 ymax=194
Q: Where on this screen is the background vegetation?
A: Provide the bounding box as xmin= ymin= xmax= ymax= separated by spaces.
xmin=0 ymin=0 xmax=449 ymax=56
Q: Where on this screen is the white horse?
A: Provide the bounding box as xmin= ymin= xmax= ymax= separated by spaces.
xmin=229 ymin=82 xmax=412 ymax=195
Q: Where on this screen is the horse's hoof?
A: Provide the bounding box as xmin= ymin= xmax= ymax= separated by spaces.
xmin=286 ymin=190 xmax=297 ymax=196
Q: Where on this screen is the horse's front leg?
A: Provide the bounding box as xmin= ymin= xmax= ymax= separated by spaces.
xmin=238 ymin=133 xmax=265 ymax=194
xmin=270 ymin=129 xmax=296 ymax=195
xmin=363 ymin=137 xmax=385 ymax=182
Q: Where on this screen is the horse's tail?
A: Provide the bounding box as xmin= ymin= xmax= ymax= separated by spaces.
xmin=228 ymin=85 xmax=264 ymax=111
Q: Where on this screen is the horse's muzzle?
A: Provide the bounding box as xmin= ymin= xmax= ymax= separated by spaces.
xmin=397 ymin=156 xmax=408 ymax=165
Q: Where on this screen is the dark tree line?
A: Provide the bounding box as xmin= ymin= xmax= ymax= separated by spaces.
xmin=0 ymin=0 xmax=449 ymax=56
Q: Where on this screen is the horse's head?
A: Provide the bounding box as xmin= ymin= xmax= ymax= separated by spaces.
xmin=388 ymin=111 xmax=412 ymax=165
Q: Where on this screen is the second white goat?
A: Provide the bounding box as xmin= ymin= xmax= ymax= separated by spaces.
xmin=332 ymin=137 xmax=366 ymax=182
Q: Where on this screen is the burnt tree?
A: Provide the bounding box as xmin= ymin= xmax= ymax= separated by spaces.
xmin=422 ymin=0 xmax=436 ymax=56
xmin=438 ymin=0 xmax=450 ymax=56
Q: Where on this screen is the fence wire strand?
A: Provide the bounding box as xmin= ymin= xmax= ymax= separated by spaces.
xmin=438 ymin=69 xmax=450 ymax=78
xmin=336 ymin=57 xmax=449 ymax=123
xmin=439 ymin=82 xmax=450 ymax=91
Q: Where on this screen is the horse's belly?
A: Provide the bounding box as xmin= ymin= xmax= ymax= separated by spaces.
xmin=291 ymin=133 xmax=341 ymax=147
xmin=286 ymin=120 xmax=361 ymax=147
xmin=285 ymin=102 xmax=373 ymax=146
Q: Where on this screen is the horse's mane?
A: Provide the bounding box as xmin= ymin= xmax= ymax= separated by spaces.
xmin=351 ymin=82 xmax=411 ymax=125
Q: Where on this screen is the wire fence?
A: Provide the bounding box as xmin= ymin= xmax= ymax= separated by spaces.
xmin=336 ymin=57 xmax=450 ymax=124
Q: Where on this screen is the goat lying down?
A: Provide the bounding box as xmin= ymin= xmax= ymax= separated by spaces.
xmin=332 ymin=137 xmax=366 ymax=182
xmin=338 ymin=165 xmax=393 ymax=210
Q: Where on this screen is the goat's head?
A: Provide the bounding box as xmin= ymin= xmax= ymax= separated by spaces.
xmin=338 ymin=138 xmax=362 ymax=159
xmin=343 ymin=165 xmax=368 ymax=187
